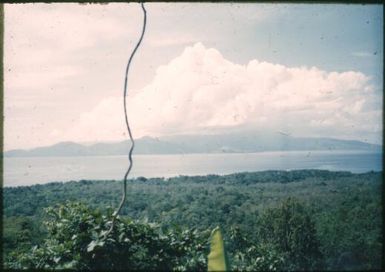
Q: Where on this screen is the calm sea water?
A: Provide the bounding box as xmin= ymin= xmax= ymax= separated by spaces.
xmin=3 ymin=150 xmax=382 ymax=187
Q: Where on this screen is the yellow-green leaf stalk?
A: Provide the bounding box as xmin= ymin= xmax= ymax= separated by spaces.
xmin=208 ymin=226 xmax=229 ymax=272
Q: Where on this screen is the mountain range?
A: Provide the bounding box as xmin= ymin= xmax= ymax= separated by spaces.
xmin=4 ymin=132 xmax=381 ymax=157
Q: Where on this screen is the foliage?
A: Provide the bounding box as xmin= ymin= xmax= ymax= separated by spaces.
xmin=7 ymin=202 xmax=209 ymax=271
xmin=227 ymin=226 xmax=285 ymax=271
xmin=258 ymin=198 xmax=323 ymax=271
xmin=3 ymin=216 xmax=45 ymax=264
xmin=207 ymin=227 xmax=228 ymax=271
xmin=315 ymin=190 xmax=383 ymax=270
xmin=3 ymin=170 xmax=383 ymax=270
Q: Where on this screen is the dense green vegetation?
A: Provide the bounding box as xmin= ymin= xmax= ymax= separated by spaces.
xmin=3 ymin=170 xmax=383 ymax=270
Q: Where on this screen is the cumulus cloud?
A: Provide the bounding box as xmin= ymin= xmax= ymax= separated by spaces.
xmin=5 ymin=4 xmax=133 ymax=53
xmin=56 ymin=43 xmax=382 ymax=144
xmin=4 ymin=3 xmax=141 ymax=93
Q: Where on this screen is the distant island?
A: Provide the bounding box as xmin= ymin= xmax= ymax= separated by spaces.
xmin=4 ymin=131 xmax=381 ymax=157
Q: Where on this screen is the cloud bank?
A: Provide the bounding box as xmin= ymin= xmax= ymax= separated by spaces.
xmin=57 ymin=43 xmax=381 ymax=144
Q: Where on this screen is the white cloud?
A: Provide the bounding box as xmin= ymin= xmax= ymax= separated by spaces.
xmin=5 ymin=65 xmax=84 ymax=90
xmin=5 ymin=4 xmax=133 ymax=52
xmin=4 ymin=4 xmax=382 ymax=151
xmin=56 ymin=43 xmax=381 ymax=144
xmin=4 ymin=3 xmax=142 ymax=94
xmin=147 ymin=34 xmax=199 ymax=47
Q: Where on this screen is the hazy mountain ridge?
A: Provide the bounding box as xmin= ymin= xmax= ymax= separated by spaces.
xmin=4 ymin=132 xmax=380 ymax=157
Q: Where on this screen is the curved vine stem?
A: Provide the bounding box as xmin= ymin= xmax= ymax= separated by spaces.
xmin=105 ymin=2 xmax=147 ymax=238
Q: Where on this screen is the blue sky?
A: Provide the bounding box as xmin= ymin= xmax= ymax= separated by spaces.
xmin=267 ymin=6 xmax=378 ymax=68
xmin=161 ymin=4 xmax=382 ymax=85
xmin=246 ymin=4 xmax=382 ymax=84
xmin=126 ymin=3 xmax=383 ymax=90
xmin=4 ymin=3 xmax=383 ymax=150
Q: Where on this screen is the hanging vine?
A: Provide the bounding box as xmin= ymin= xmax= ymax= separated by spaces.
xmin=105 ymin=2 xmax=147 ymax=237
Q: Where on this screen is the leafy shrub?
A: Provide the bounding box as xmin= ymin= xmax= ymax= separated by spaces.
xmin=227 ymin=226 xmax=285 ymax=271
xmin=7 ymin=202 xmax=210 ymax=271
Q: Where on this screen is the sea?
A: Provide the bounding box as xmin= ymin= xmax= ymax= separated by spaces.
xmin=3 ymin=150 xmax=382 ymax=187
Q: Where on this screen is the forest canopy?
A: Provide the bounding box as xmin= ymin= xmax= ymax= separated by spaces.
xmin=3 ymin=170 xmax=383 ymax=270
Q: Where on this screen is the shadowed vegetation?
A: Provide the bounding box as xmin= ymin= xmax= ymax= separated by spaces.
xmin=3 ymin=170 xmax=382 ymax=270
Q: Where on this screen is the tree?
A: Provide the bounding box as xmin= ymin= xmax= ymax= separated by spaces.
xmin=258 ymin=198 xmax=323 ymax=271
xmin=227 ymin=226 xmax=285 ymax=271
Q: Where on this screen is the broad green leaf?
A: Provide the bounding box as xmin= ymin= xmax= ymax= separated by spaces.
xmin=87 ymin=240 xmax=98 ymax=252
xmin=208 ymin=227 xmax=228 ymax=272
xmin=87 ymin=240 xmax=104 ymax=252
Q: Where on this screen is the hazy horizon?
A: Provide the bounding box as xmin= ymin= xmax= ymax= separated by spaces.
xmin=3 ymin=130 xmax=382 ymax=153
xmin=5 ymin=3 xmax=383 ymax=150
xmin=3 ymin=131 xmax=384 ymax=152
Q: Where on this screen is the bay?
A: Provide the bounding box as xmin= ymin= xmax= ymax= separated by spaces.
xmin=3 ymin=150 xmax=382 ymax=187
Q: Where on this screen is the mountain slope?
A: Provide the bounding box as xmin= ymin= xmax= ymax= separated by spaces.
xmin=4 ymin=132 xmax=381 ymax=157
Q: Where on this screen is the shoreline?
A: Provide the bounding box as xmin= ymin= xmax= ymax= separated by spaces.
xmin=3 ymin=169 xmax=383 ymax=189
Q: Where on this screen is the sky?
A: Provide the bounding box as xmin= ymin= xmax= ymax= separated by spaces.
xmin=4 ymin=3 xmax=383 ymax=151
